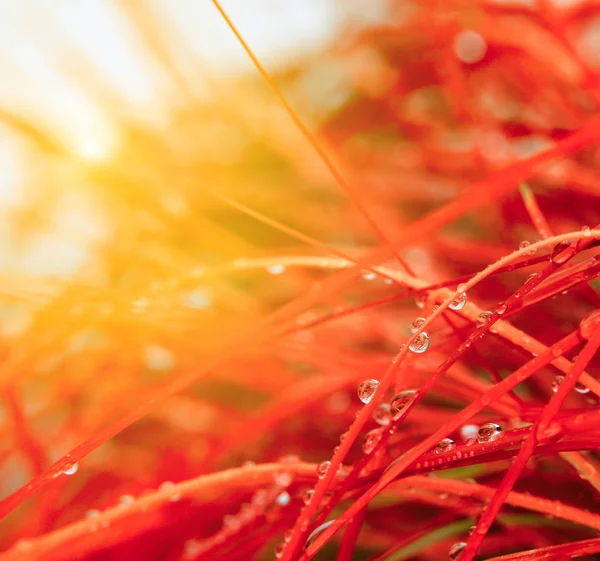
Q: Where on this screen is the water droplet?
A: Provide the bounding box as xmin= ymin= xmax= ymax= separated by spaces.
xmin=316 ymin=461 xmax=331 ymax=479
xmin=477 ymin=423 xmax=503 ymax=443
xmin=86 ymin=509 xmax=100 ymax=519
xmin=582 ymin=225 xmax=592 ymax=237
xmin=519 ymin=240 xmax=531 ymax=251
xmin=409 ymin=332 xmax=430 ymax=353
xmin=284 ymin=529 xmax=293 ymax=543
xmin=303 ymin=489 xmax=314 ymax=505
xmin=575 ymin=381 xmax=590 ymax=394
xmin=305 ymin=520 xmax=335 ymax=550
xmin=467 ymin=525 xmax=476 ymax=536
xmin=274 ymin=472 xmax=293 ymax=487
xmin=363 ymin=428 xmax=383 ymax=454
xmin=457 ymin=283 xmax=467 ymax=294
xmin=362 ymin=270 xmax=377 ymax=281
xmin=275 ymin=542 xmax=285 ymax=558
xmin=552 ymin=375 xmax=564 ymax=393
xmin=449 ymin=292 xmax=467 ymax=310
xmin=119 ymin=494 xmax=134 ymax=505
xmin=267 ymin=264 xmax=286 ymax=275
xmin=242 ymin=460 xmax=255 ymax=468
xmin=449 ymin=541 xmax=467 ymax=559
xmin=435 ymin=438 xmax=455 ymax=454
xmin=357 ymin=379 xmax=379 ymax=404
xmin=63 ymin=462 xmax=79 ymax=476
xmin=476 ymin=311 xmax=492 ymax=327
xmin=276 ymin=491 xmax=291 ymax=506
xmin=339 ymin=431 xmax=348 ymax=442
xmin=411 ymin=317 xmax=427 ymax=333
xmin=460 ymin=424 xmax=479 ymax=442
xmin=453 ymin=29 xmax=487 ymax=64
xmin=579 ymin=309 xmax=600 ymax=340
xmin=495 ymin=302 xmax=507 ymax=315
xmin=158 ymin=481 xmax=180 ymax=501
xmin=373 ymin=403 xmax=391 ymax=426
xmin=391 ymin=390 xmax=417 ymax=420
xmin=550 ymin=241 xmax=572 ymax=264
xmin=415 ymin=293 xmax=427 ymax=309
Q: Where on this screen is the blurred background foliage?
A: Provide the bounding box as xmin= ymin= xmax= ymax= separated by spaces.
xmin=2 ymin=0 xmax=600 ymax=559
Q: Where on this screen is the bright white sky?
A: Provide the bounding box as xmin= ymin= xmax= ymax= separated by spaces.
xmin=0 ymin=0 xmax=386 ymax=277
xmin=0 ymin=0 xmax=385 ymax=196
xmin=0 ymin=0 xmax=358 ymax=141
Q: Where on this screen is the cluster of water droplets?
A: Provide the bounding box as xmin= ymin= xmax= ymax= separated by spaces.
xmin=234 ymin=459 xmax=301 ymax=558
xmin=82 ymin=479 xmax=182 ymax=534
xmin=552 ymin=375 xmax=589 ymax=394
xmin=411 ymin=317 xmax=426 ymax=332
xmin=353 ymin=386 xmax=419 ymax=461
xmin=406 ymin=314 xmax=431 ymax=354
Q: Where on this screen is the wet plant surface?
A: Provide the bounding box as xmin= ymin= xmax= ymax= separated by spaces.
xmin=2 ymin=1 xmax=600 ymax=560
